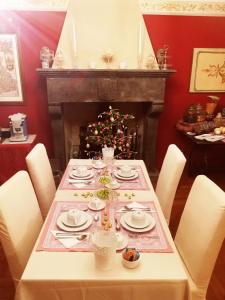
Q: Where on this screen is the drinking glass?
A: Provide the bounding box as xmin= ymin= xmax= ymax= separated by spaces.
xmin=102 ymin=147 xmax=114 ymax=173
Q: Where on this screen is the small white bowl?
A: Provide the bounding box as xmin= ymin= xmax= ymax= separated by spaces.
xmin=122 ymin=257 xmax=140 ymax=269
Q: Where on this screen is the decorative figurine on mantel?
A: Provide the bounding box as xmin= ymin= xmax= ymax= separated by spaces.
xmin=156 ymin=45 xmax=170 ymax=70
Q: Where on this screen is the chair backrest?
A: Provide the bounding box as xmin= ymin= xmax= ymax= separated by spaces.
xmin=0 ymin=171 xmax=43 ymax=284
xmin=26 ymin=143 xmax=56 ymax=218
xmin=155 ymin=144 xmax=186 ymax=224
xmin=175 ymin=175 xmax=225 ymax=300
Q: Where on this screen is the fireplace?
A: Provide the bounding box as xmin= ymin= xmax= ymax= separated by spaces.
xmin=37 ymin=68 xmax=175 ymax=174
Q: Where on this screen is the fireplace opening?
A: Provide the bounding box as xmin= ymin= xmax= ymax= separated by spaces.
xmin=63 ymin=102 xmax=150 ymax=163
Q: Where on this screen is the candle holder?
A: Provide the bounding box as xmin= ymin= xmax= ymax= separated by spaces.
xmin=101 ymin=50 xmax=114 ymax=69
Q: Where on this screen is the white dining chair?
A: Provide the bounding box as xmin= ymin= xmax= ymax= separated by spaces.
xmin=175 ymin=175 xmax=225 ymax=300
xmin=155 ymin=144 xmax=186 ymax=224
xmin=0 ymin=171 xmax=43 ymax=286
xmin=26 ymin=143 xmax=56 ymax=219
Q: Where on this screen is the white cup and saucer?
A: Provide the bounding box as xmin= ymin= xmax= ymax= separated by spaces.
xmin=88 ymin=197 xmax=105 ymax=211
xmin=115 ymin=165 xmax=137 ymax=180
xmin=92 ymin=159 xmax=106 ymax=169
xmin=62 ymin=209 xmax=87 ymax=227
xmin=72 ymin=166 xmax=91 ymax=178
xmin=121 ymin=210 xmax=155 ymax=231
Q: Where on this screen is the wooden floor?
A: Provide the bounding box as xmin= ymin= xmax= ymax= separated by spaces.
xmin=0 ymin=168 xmax=224 ymax=300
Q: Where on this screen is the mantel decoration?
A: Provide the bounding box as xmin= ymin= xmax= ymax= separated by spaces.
xmin=0 ymin=34 xmax=23 ymax=104
xmin=84 ymin=106 xmax=138 ymax=159
xmin=189 ymin=48 xmax=225 ymax=92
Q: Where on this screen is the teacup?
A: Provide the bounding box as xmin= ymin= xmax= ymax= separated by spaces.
xmin=67 ymin=209 xmax=81 ymax=225
xmin=76 ymin=166 xmax=88 ymax=177
xmin=131 ymin=211 xmax=146 ymax=226
xmin=90 ymin=198 xmax=102 ymax=209
xmin=120 ymin=165 xmax=132 ymax=177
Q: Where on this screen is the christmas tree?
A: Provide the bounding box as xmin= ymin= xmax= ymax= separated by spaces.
xmin=84 ymin=106 xmax=138 ymax=159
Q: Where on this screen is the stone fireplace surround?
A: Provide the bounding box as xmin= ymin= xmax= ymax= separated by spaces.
xmin=37 ymin=68 xmax=175 ymax=175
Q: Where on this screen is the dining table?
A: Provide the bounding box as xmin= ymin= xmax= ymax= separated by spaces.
xmin=15 ymin=159 xmax=188 ymax=300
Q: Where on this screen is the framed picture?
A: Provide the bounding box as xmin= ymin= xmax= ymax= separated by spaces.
xmin=0 ymin=34 xmax=23 ymax=103
xmin=189 ymin=48 xmax=225 ymax=93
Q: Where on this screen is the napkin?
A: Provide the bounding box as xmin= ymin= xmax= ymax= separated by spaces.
xmin=51 ymin=230 xmax=81 ymax=248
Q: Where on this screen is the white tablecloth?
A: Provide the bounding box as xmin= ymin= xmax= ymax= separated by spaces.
xmin=15 ymin=160 xmax=188 ymax=300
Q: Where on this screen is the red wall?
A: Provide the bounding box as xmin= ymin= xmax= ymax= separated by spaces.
xmin=0 ymin=12 xmax=224 ymax=167
xmin=0 ymin=11 xmax=65 ymax=154
xmin=144 ymin=15 xmax=225 ymax=167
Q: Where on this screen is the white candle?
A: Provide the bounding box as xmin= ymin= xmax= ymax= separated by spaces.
xmin=72 ymin=19 xmax=77 ymax=54
xmin=138 ymin=20 xmax=142 ymax=59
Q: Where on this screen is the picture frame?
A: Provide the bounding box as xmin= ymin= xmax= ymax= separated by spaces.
xmin=189 ymin=48 xmax=225 ymax=93
xmin=0 ymin=34 xmax=24 ymax=104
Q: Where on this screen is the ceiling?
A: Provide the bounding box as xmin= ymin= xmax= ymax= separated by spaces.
xmin=0 ymin=0 xmax=224 ymax=16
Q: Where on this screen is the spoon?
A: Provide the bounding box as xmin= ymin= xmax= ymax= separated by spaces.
xmin=114 ymin=216 xmax=121 ymax=231
xmin=94 ymin=214 xmax=99 ymax=222
xmin=57 ymin=234 xmax=87 ymax=241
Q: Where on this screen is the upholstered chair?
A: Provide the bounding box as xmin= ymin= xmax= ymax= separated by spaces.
xmin=175 ymin=175 xmax=225 ymax=300
xmin=0 ymin=171 xmax=43 ymax=285
xmin=155 ymin=144 xmax=186 ymax=224
xmin=26 ymin=143 xmax=56 ymax=219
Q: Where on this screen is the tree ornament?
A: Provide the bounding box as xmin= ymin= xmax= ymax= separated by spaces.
xmin=117 ymin=129 xmax=121 ymax=134
xmin=86 ymin=143 xmax=90 ymax=148
xmin=110 ymin=116 xmax=114 ymax=122
xmin=94 ymin=129 xmax=98 ymax=135
xmin=126 ymin=143 xmax=130 ymax=147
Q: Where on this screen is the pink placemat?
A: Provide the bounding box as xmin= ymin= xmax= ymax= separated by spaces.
xmin=36 ymin=201 xmax=172 ymax=253
xmin=58 ymin=164 xmax=150 ymax=190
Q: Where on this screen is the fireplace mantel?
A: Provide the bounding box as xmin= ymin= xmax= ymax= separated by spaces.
xmin=37 ymin=68 xmax=176 ymax=174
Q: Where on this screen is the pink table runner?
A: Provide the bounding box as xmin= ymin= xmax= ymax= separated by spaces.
xmin=37 ymin=201 xmax=172 ymax=253
xmin=59 ymin=164 xmax=150 ymax=190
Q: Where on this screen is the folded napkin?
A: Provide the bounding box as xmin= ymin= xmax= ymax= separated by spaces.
xmin=51 ymin=230 xmax=81 ymax=248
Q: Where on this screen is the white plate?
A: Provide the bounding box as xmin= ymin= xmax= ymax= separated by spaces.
xmin=69 ymin=171 xmax=94 ymax=180
xmin=115 ymin=232 xmax=128 ymax=251
xmin=120 ymin=213 xmax=156 ymax=233
xmin=57 ymin=212 xmax=93 ymax=232
xmin=60 ymin=211 xmax=88 ymax=227
xmin=123 ymin=211 xmax=152 ymax=229
xmin=88 ymin=200 xmax=106 ymax=211
xmin=114 ymin=171 xmax=138 ymax=181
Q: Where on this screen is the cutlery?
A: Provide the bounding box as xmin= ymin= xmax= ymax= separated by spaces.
xmin=114 ymin=216 xmax=121 ymax=231
xmin=67 ymin=179 xmax=94 ymax=184
xmin=57 ymin=234 xmax=88 ymax=241
xmin=55 ymin=232 xmax=89 ymax=236
xmin=94 ymin=214 xmax=99 ymax=222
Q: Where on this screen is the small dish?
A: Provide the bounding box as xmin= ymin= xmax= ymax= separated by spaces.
xmin=122 ymin=257 xmax=140 ymax=269
xmin=88 ymin=199 xmax=106 ymax=211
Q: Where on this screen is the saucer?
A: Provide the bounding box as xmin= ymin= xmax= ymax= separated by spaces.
xmin=115 ymin=232 xmax=128 ymax=251
xmin=57 ymin=212 xmax=93 ymax=232
xmin=88 ymin=200 xmax=106 ymax=211
xmin=120 ymin=213 xmax=156 ymax=233
xmin=114 ymin=171 xmax=138 ymax=181
xmin=69 ymin=171 xmax=94 ymax=180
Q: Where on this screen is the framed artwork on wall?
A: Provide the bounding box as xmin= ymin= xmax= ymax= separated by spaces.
xmin=0 ymin=34 xmax=24 ymax=104
xmin=189 ymin=48 xmax=225 ymax=93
